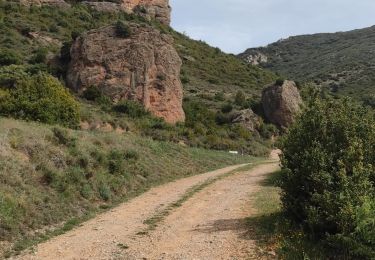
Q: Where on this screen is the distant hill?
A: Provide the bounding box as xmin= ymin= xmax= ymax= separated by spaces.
xmin=239 ymin=26 xmax=375 ymax=102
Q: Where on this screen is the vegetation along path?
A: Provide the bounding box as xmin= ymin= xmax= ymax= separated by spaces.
xmin=15 ymin=153 xmax=280 ymax=260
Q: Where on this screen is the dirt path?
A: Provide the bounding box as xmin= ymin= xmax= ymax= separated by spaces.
xmin=16 ymin=156 xmax=279 ymax=260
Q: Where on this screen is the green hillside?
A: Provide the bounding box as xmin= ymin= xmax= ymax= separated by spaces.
xmin=239 ymin=26 xmax=375 ymax=102
xmin=0 ymin=2 xmax=278 ymax=255
xmin=0 ymin=1 xmax=277 ymax=154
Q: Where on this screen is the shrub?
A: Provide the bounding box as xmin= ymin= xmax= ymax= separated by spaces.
xmin=259 ymin=123 xmax=277 ymax=139
xmin=0 ymin=66 xmax=80 ymax=127
xmin=234 ymin=90 xmax=246 ymax=107
xmin=275 ymin=78 xmax=285 ymax=86
xmin=221 ymin=103 xmax=233 ymax=113
xmin=99 ymin=183 xmax=111 ymax=201
xmin=30 ymin=48 xmax=48 ymax=64
xmin=113 ymin=100 xmax=149 ymax=118
xmin=0 ymin=49 xmax=21 ymax=65
xmin=215 ymin=112 xmax=231 ymax=125
xmin=280 ymin=97 xmax=375 ymax=258
xmin=115 ymin=20 xmax=131 ymax=38
xmin=214 ymin=91 xmax=225 ymax=101
xmin=52 ymin=127 xmax=77 ymax=147
xmin=82 ymin=86 xmax=102 ymax=101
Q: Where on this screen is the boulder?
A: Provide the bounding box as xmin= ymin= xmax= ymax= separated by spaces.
xmin=67 ymin=24 xmax=185 ymax=124
xmin=231 ymin=109 xmax=261 ymax=132
xmin=261 ymin=80 xmax=302 ymax=128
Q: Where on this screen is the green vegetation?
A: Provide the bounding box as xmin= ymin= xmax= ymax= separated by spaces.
xmin=280 ymin=96 xmax=375 ymax=258
xmin=0 ymin=1 xmax=277 ymax=154
xmin=172 ymin=29 xmax=276 ymax=104
xmin=0 ymin=117 xmax=257 ymax=257
xmin=115 ymin=20 xmax=131 ymax=38
xmin=0 ymin=65 xmax=80 ymax=127
xmin=240 ymin=26 xmax=375 ymax=101
xmin=0 ymin=3 xmax=279 ymax=255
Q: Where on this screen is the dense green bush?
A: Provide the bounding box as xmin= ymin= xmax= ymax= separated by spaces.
xmin=115 ymin=20 xmax=131 ymax=38
xmin=0 ymin=66 xmax=80 ymax=127
xmin=0 ymin=49 xmax=21 ymax=65
xmin=82 ymin=85 xmax=103 ymax=101
xmin=30 ymin=47 xmax=48 ymax=64
xmin=113 ymin=100 xmax=149 ymax=118
xmin=280 ymin=97 xmax=375 ymax=258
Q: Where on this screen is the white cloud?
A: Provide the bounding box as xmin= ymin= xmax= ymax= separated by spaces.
xmin=170 ymin=0 xmax=375 ymax=53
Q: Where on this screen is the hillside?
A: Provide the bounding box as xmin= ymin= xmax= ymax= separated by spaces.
xmin=239 ymin=26 xmax=375 ymax=102
xmin=0 ymin=1 xmax=280 ymax=256
xmin=0 ymin=1 xmax=278 ymax=154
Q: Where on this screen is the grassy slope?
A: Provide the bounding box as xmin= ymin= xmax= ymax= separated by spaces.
xmin=0 ymin=117 xmax=260 ymax=255
xmin=172 ymin=31 xmax=276 ymax=102
xmin=239 ymin=26 xmax=375 ymax=100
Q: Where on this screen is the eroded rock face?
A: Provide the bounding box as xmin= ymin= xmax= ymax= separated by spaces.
xmin=18 ymin=0 xmax=70 ymax=8
xmin=231 ymin=109 xmax=261 ymax=132
xmin=19 ymin=0 xmax=171 ymax=25
xmin=67 ymin=24 xmax=185 ymax=124
xmin=261 ymin=80 xmax=302 ymax=128
xmin=121 ymin=0 xmax=171 ymax=25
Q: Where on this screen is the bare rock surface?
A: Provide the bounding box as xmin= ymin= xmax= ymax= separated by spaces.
xmin=67 ymin=24 xmax=185 ymax=124
xmin=121 ymin=0 xmax=171 ymax=25
xmin=232 ymin=109 xmax=261 ymax=132
xmin=261 ymin=80 xmax=302 ymax=128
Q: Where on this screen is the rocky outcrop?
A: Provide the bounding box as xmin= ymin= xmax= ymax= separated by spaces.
xmin=67 ymin=23 xmax=185 ymax=124
xmin=18 ymin=0 xmax=70 ymax=8
xmin=82 ymin=1 xmax=120 ymax=13
xmin=81 ymin=0 xmax=171 ymax=25
xmin=121 ymin=0 xmax=171 ymax=25
xmin=18 ymin=0 xmax=171 ymax=25
xmin=261 ymin=80 xmax=302 ymax=128
xmin=231 ymin=109 xmax=261 ymax=132
xmin=238 ymin=50 xmax=268 ymax=65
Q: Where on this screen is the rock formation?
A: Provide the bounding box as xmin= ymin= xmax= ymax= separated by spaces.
xmin=67 ymin=23 xmax=185 ymax=124
xmin=241 ymin=51 xmax=268 ymax=65
xmin=18 ymin=0 xmax=70 ymax=8
xmin=18 ymin=0 xmax=171 ymax=25
xmin=231 ymin=109 xmax=261 ymax=132
xmin=121 ymin=0 xmax=171 ymax=25
xmin=81 ymin=0 xmax=171 ymax=25
xmin=261 ymin=80 xmax=302 ymax=128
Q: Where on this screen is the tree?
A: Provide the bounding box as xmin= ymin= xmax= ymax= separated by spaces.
xmin=280 ymin=97 xmax=375 ymax=258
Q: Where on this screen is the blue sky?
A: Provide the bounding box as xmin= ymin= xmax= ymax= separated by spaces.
xmin=170 ymin=0 xmax=375 ymax=54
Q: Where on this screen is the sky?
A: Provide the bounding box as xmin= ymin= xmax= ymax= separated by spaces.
xmin=170 ymin=0 xmax=375 ymax=54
